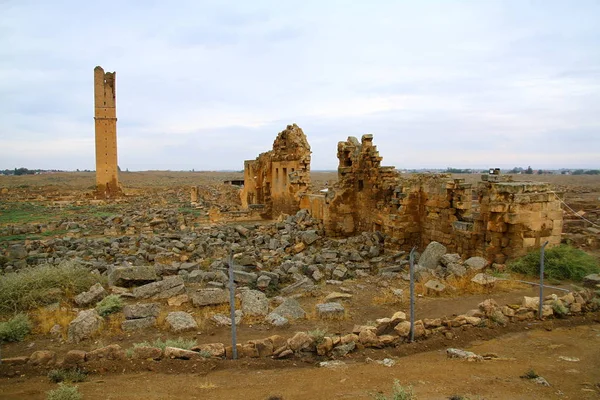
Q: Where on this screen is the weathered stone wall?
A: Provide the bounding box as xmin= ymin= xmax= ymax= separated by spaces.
xmin=241 ymin=124 xmax=311 ymax=218
xmin=94 ymin=66 xmax=120 ymax=197
xmin=301 ymin=135 xmax=563 ymax=262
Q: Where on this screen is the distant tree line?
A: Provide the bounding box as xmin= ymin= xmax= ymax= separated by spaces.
xmin=0 ymin=168 xmax=67 ymax=176
xmin=571 ymin=169 xmax=600 ymax=175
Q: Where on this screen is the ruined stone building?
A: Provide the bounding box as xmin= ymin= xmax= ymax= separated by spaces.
xmin=243 ymin=126 xmax=563 ymax=263
xmin=94 ymin=66 xmax=120 ymax=197
xmin=241 ymin=124 xmax=311 ymax=218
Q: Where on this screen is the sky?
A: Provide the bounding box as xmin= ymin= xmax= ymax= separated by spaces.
xmin=1 ymin=0 xmax=599 ymax=171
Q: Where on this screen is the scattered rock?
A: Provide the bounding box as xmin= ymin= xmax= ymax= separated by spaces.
xmin=265 ymin=312 xmax=289 ymax=327
xmin=189 ymin=288 xmax=229 ymax=307
xmin=424 ymin=279 xmax=446 ymax=293
xmin=316 ymin=302 xmax=345 ymax=320
xmin=67 ymin=309 xmax=103 ymax=343
xmin=446 ymin=348 xmax=483 ymax=361
xmin=240 ymin=290 xmax=269 ymax=316
xmin=324 ymin=292 xmax=353 ymax=302
xmin=28 ymin=350 xmax=56 ymax=366
xmin=123 ymin=303 xmax=160 ymax=319
xmin=108 ymin=265 xmax=158 ymax=287
xmin=471 ymin=273 xmax=498 ymax=285
xmin=74 ymin=283 xmax=107 ymax=307
xmin=464 ymin=257 xmax=488 ymax=270
xmin=165 ymin=311 xmax=198 ymax=333
xmin=271 ymin=298 xmax=306 ymax=320
xmin=419 ymin=241 xmax=447 ymax=269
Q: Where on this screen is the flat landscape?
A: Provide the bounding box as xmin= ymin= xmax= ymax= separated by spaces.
xmin=0 ymin=171 xmax=599 ymax=400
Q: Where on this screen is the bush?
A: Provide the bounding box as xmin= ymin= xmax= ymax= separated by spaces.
xmin=95 ymin=295 xmax=123 ymax=317
xmin=509 ymin=245 xmax=599 ymax=281
xmin=0 ymin=261 xmax=103 ymax=313
xmin=48 ymin=368 xmax=87 ymax=383
xmin=46 ymin=383 xmax=82 ymax=400
xmin=372 ymin=380 xmax=416 ymax=400
xmin=0 ymin=313 xmax=32 ymax=342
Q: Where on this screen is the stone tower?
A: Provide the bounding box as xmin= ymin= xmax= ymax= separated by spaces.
xmin=94 ymin=66 xmax=120 ymax=197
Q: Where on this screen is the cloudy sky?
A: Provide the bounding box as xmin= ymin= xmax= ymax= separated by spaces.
xmin=1 ymin=0 xmax=599 ymax=171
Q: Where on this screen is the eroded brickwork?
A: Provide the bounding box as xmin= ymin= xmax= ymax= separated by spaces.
xmin=94 ymin=66 xmax=120 ymax=197
xmin=301 ymin=135 xmax=562 ymax=262
xmin=241 ymin=124 xmax=311 ymax=218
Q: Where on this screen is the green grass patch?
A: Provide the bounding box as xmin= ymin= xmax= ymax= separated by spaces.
xmin=48 ymin=368 xmax=87 ymax=383
xmin=371 ymin=379 xmax=416 ymax=400
xmin=0 ymin=261 xmax=104 ymax=314
xmin=95 ymin=295 xmax=124 ymax=317
xmin=46 ymin=383 xmax=82 ymax=400
xmin=0 ymin=313 xmax=32 ymax=342
xmin=509 ymin=245 xmax=600 ymax=281
xmin=0 ymin=203 xmax=54 ymax=224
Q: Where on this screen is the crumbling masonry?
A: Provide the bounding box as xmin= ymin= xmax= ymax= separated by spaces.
xmin=244 ymin=126 xmax=563 ymax=263
xmin=94 ymin=66 xmax=121 ymax=197
xmin=241 ymin=124 xmax=311 ymax=219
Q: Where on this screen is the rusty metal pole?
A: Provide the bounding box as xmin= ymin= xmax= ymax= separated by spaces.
xmin=228 ymin=251 xmax=238 ymax=359
xmin=409 ymin=246 xmax=416 ymax=343
xmin=538 ymin=241 xmax=549 ymax=319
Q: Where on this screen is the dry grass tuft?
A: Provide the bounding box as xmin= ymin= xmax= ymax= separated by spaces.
xmin=196 ymin=381 xmax=217 ymax=390
xmin=33 ymin=305 xmax=75 ymax=338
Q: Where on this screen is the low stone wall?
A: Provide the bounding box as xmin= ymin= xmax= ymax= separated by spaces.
xmin=3 ymin=288 xmax=597 ymax=369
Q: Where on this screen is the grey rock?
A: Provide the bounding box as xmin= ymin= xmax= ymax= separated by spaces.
xmin=233 ymin=270 xmax=258 ymax=284
xmin=189 ymin=288 xmax=229 ymax=307
xmin=74 ymin=283 xmax=107 ymax=307
xmin=265 ymin=312 xmax=289 ymax=327
xmin=301 ymin=230 xmax=320 ymax=245
xmin=465 ymin=257 xmax=488 ymax=270
xmin=121 ymin=317 xmax=156 ymax=331
xmin=108 ymin=265 xmax=158 ymax=287
xmin=240 ymin=290 xmax=269 ymax=316
xmin=583 ymin=273 xmax=600 ymax=287
xmin=332 ymin=342 xmax=356 ymax=357
xmin=424 ymin=279 xmax=446 ymax=293
xmin=256 ymin=275 xmax=271 ymax=290
xmin=8 ymin=244 xmax=27 ymax=260
xmin=132 ymin=276 xmax=185 ymax=299
xmin=471 ymin=273 xmax=498 ymax=285
xmin=316 ymin=302 xmax=345 ymax=319
xmin=67 ymin=309 xmax=103 ymax=343
xmin=123 ymin=303 xmax=160 ymax=319
xmin=165 ymin=311 xmax=198 ymax=333
xmin=447 ymin=262 xmax=467 ymax=277
xmin=440 ymin=253 xmax=461 ymax=267
xmin=211 ymin=310 xmax=243 ymax=326
xmin=280 ymin=277 xmax=314 ymax=295
xmin=332 ymin=265 xmax=348 ymax=280
xmin=446 ymin=348 xmax=483 ymax=361
xmin=419 ymin=241 xmax=447 ymax=269
xmin=271 ymin=298 xmax=306 ymax=320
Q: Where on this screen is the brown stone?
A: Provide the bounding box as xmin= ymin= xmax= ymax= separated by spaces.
xmin=132 ymin=346 xmax=162 ymax=360
xmin=62 ymin=350 xmax=87 ymax=368
xmin=86 ymin=344 xmax=125 ymax=361
xmin=28 ymin=350 xmax=56 ymax=366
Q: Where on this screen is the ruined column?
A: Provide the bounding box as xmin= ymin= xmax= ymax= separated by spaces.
xmin=94 ymin=66 xmax=120 ymax=197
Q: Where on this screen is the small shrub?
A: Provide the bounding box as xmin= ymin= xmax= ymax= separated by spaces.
xmin=520 ymin=369 xmax=539 ymax=379
xmin=551 ymin=300 xmax=568 ymax=317
xmin=46 ymin=383 xmax=82 ymax=400
xmin=372 ymin=380 xmax=416 ymax=400
xmin=48 ymin=368 xmax=87 ymax=383
xmin=0 ymin=313 xmax=32 ymax=342
xmin=95 ymin=295 xmax=123 ymax=317
xmin=307 ymin=328 xmax=327 ymax=344
xmin=509 ymin=245 xmax=599 ymax=281
xmin=0 ymin=261 xmax=103 ymax=313
xmin=198 ymin=350 xmax=212 ymax=358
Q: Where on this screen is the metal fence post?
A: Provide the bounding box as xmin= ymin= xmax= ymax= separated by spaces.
xmin=409 ymin=246 xmax=416 ymax=343
xmin=538 ymin=241 xmax=549 ymax=319
xmin=227 ymin=251 xmax=238 ymax=359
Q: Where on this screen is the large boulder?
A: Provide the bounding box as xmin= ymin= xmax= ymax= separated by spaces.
xmin=132 ymin=276 xmax=185 ymax=299
xmin=74 ymin=283 xmax=107 ymax=307
xmin=240 ymin=290 xmax=269 ymax=316
xmin=67 ymin=309 xmax=103 ymax=343
xmin=419 ymin=242 xmax=447 ymax=269
xmin=189 ymin=288 xmax=229 ymax=307
xmin=271 ymin=298 xmax=306 ymax=320
xmin=108 ymin=265 xmax=158 ymax=287
xmin=121 ymin=317 xmax=156 ymax=331
xmin=464 ymin=257 xmax=488 ymax=271
xmin=165 ymin=311 xmax=198 ymax=333
xmin=316 ymin=302 xmax=345 ymax=320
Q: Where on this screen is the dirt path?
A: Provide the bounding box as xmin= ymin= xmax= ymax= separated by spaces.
xmin=2 ymin=323 xmax=599 ymax=400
